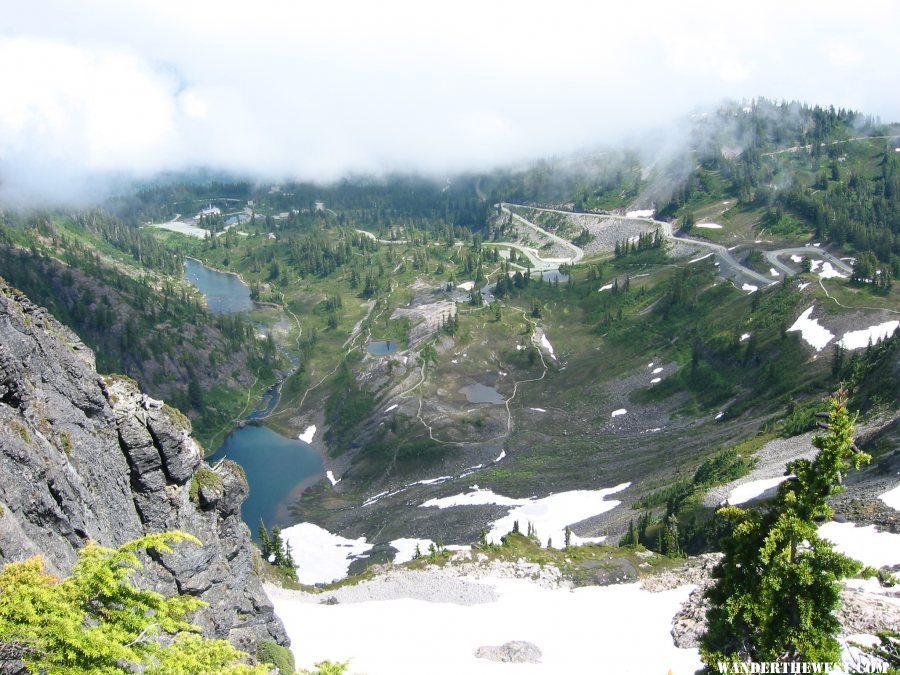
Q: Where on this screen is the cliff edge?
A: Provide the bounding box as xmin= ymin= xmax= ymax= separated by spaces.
xmin=0 ymin=279 xmax=287 ymax=653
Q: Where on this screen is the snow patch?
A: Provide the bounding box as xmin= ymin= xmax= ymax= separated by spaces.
xmin=326 ymin=470 xmax=340 ymax=486
xmin=652 ymin=367 xmax=663 ymax=374
xmin=818 ymin=521 xmax=900 ymax=569
xmin=695 ymin=222 xmax=723 ymax=229
xmin=494 ymin=450 xmax=506 ymax=463
xmin=650 ymin=377 xmax=661 ymax=384
xmin=530 ymin=407 xmax=547 ymax=412
xmin=787 ymin=306 xmax=834 ymax=351
xmin=818 ymin=262 xmax=847 ymax=279
xmin=280 ymin=523 xmax=373 ymax=585
xmin=611 ymin=408 xmax=627 ymax=417
xmin=421 ymin=489 xmax=528 ymax=509
xmin=539 ymin=333 xmax=556 ymax=360
xmin=385 ymin=404 xmax=398 ymax=412
xmin=740 ymin=333 xmax=751 ymax=341
xmin=390 ymin=538 xmax=434 ymax=564
xmin=298 ymin=425 xmax=317 ymax=444
xmin=790 ymin=254 xmax=803 ymax=263
xmin=798 ymin=282 xmax=811 ymax=290
xmin=726 ymin=476 xmax=791 ymax=505
xmin=769 ymin=268 xmax=780 ymax=277
xmin=879 ymin=483 xmax=900 ymax=511
xmin=688 ymin=253 xmax=714 ymax=264
xmin=420 ymin=483 xmax=630 ymax=550
xmin=837 ymin=321 xmax=899 ymax=350
xmin=598 ymin=282 xmax=614 ymax=291
xmin=741 ymin=283 xmax=758 ymax=293
xmin=456 ymin=281 xmax=475 ymax=291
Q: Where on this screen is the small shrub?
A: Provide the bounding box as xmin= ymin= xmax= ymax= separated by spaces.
xmin=257 ymin=640 xmax=295 ymax=674
xmin=188 ymin=467 xmax=223 ymax=502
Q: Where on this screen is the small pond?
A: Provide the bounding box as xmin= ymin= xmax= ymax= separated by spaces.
xmin=459 ymin=383 xmax=505 ymax=404
xmin=539 ymin=270 xmax=570 ymax=283
xmin=368 ymin=340 xmax=399 ymax=356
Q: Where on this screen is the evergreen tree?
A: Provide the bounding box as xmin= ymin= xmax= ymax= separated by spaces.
xmin=699 ymin=391 xmax=873 ymax=670
xmin=0 ymin=532 xmax=267 ymax=674
xmin=258 ymin=520 xmax=271 ymax=559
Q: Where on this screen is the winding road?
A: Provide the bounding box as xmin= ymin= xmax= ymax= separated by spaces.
xmin=764 ymin=247 xmax=852 ymax=277
xmin=496 ymin=202 xmax=856 ymax=289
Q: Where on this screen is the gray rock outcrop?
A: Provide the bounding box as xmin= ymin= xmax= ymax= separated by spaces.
xmin=0 ymin=281 xmax=287 ymax=653
xmin=475 ymin=641 xmax=542 ymax=663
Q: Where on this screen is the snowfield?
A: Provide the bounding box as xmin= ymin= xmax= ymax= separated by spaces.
xmin=787 ymin=306 xmax=834 ymax=351
xmin=268 ymin=577 xmax=700 ymax=675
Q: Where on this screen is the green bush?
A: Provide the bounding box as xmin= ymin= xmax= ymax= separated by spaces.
xmin=189 ymin=466 xmax=223 ymax=502
xmin=779 ymin=400 xmax=822 ymax=437
xmin=692 ymin=448 xmax=754 ymax=487
xmin=257 ymin=640 xmax=295 ymax=674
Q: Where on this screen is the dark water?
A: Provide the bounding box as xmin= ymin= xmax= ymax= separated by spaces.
xmin=539 ymin=270 xmax=570 ymax=283
xmin=459 ymin=383 xmax=505 ymax=404
xmin=208 ymin=425 xmax=323 ymax=530
xmin=368 ymin=340 xmax=399 ymax=355
xmin=183 ymin=257 xmax=253 ymax=314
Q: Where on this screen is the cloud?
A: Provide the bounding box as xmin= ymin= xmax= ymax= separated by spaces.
xmin=0 ymin=0 xmax=898 ymax=202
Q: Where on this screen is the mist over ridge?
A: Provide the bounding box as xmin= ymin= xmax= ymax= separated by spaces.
xmin=1 ymin=0 xmax=898 ymax=203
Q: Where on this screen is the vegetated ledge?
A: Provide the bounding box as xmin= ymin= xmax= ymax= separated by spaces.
xmin=0 ymin=278 xmax=287 ymax=656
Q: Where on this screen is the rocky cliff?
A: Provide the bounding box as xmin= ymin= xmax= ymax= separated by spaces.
xmin=0 ymin=280 xmax=287 ymax=653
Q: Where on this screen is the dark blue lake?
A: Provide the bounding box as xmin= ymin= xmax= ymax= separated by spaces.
xmin=184 ymin=257 xmax=253 ymax=314
xmin=208 ymin=425 xmax=324 ymax=530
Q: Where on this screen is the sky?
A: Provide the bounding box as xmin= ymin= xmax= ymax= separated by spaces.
xmin=1 ymin=0 xmax=898 ymax=202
